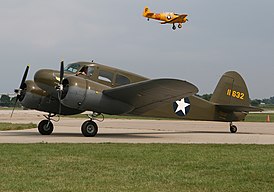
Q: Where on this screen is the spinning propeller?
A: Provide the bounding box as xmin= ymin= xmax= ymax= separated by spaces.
xmin=11 ymin=65 xmax=30 ymax=117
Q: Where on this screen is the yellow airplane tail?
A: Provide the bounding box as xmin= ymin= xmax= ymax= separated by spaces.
xmin=143 ymin=6 xmax=151 ymax=17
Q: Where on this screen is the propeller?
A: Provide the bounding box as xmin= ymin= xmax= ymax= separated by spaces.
xmin=56 ymin=60 xmax=65 ymax=115
xmin=11 ymin=65 xmax=30 ymax=117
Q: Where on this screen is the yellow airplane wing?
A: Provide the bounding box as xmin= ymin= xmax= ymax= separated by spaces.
xmin=161 ymin=14 xmax=188 ymax=24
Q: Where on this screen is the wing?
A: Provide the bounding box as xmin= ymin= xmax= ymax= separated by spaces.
xmin=161 ymin=14 xmax=188 ymax=24
xmin=103 ymin=79 xmax=198 ymax=114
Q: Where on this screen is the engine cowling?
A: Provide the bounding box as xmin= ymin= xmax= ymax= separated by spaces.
xmin=19 ymin=80 xmax=83 ymax=115
xmin=61 ymin=76 xmax=134 ymax=115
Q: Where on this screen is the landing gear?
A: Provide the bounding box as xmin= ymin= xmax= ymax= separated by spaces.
xmin=81 ymin=112 xmax=104 ymax=137
xmin=178 ymin=23 xmax=182 ymax=28
xmin=37 ymin=112 xmax=103 ymax=137
xmin=81 ymin=120 xmax=98 ymax=137
xmin=37 ymin=113 xmax=58 ymax=135
xmin=229 ymin=122 xmax=237 ymax=133
xmin=38 ymin=120 xmax=54 ymax=135
xmin=172 ymin=24 xmax=176 ymax=30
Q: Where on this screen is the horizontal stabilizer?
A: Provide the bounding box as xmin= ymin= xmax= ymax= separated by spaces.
xmin=103 ymin=79 xmax=198 ymax=113
xmin=216 ymin=104 xmax=263 ymax=112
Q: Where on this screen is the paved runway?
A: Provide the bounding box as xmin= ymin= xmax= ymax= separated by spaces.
xmin=1 ymin=110 xmax=274 ymax=144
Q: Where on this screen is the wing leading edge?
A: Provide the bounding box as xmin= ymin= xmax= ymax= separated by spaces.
xmin=161 ymin=14 xmax=188 ymax=24
xmin=103 ymin=79 xmax=198 ymax=114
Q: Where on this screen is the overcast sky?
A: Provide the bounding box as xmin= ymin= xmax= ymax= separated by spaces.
xmin=0 ymin=0 xmax=273 ymax=99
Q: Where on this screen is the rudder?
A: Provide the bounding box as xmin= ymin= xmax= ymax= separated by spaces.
xmin=143 ymin=6 xmax=151 ymax=17
xmin=210 ymin=71 xmax=250 ymax=107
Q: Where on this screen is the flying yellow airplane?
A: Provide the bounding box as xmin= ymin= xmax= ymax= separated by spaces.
xmin=142 ymin=6 xmax=188 ymax=30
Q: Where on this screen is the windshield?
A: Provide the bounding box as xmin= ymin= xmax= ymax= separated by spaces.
xmin=64 ymin=63 xmax=81 ymax=73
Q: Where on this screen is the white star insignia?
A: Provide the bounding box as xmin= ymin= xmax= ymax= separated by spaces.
xmin=175 ymin=98 xmax=190 ymax=115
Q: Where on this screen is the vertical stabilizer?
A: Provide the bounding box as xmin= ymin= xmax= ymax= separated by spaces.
xmin=210 ymin=71 xmax=250 ymax=106
xmin=143 ymin=6 xmax=151 ymax=17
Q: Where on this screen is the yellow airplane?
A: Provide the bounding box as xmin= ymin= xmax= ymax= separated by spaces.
xmin=142 ymin=6 xmax=188 ymax=30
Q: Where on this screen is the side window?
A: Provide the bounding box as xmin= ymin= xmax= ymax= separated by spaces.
xmin=115 ymin=74 xmax=130 ymax=86
xmin=98 ymin=70 xmax=113 ymax=83
xmin=87 ymin=67 xmax=94 ymax=76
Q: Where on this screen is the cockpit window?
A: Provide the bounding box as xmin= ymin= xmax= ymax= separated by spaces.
xmin=64 ymin=63 xmax=80 ymax=73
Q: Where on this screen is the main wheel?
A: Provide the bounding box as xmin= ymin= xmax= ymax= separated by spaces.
xmin=230 ymin=125 xmax=237 ymax=133
xmin=172 ymin=25 xmax=176 ymax=30
xmin=38 ymin=120 xmax=54 ymax=135
xmin=178 ymin=23 xmax=182 ymax=28
xmin=81 ymin=120 xmax=98 ymax=137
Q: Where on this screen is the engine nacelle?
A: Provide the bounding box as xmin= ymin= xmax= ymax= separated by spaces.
xmin=20 ymin=80 xmax=83 ymax=115
xmin=61 ymin=76 xmax=134 ymax=115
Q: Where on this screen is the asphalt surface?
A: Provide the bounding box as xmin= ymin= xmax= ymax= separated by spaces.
xmin=1 ymin=110 xmax=274 ymax=144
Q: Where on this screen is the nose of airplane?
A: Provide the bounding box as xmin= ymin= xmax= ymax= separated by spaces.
xmin=34 ymin=69 xmax=60 ymax=94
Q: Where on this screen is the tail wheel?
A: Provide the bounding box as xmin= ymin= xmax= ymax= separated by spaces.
xmin=81 ymin=120 xmax=98 ymax=137
xmin=230 ymin=124 xmax=237 ymax=133
xmin=38 ymin=120 xmax=54 ymax=135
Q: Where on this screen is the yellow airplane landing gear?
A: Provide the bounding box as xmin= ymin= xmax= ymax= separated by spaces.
xmin=172 ymin=24 xmax=176 ymax=30
xmin=178 ymin=23 xmax=182 ymax=28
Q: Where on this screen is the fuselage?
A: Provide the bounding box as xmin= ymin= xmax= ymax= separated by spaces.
xmin=31 ymin=61 xmax=246 ymax=122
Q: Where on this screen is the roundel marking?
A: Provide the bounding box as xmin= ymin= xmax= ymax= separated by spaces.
xmin=173 ymin=97 xmax=191 ymax=116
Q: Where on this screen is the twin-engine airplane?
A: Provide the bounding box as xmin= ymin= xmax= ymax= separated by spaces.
xmin=13 ymin=61 xmax=260 ymax=137
xmin=142 ymin=6 xmax=188 ymax=30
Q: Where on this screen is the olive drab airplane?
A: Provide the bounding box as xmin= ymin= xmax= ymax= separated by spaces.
xmin=12 ymin=61 xmax=260 ymax=137
xmin=142 ymin=6 xmax=188 ymax=30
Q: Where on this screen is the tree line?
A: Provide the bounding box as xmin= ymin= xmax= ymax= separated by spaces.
xmin=0 ymin=94 xmax=19 ymax=107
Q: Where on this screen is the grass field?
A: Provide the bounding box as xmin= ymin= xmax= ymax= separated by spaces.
xmin=0 ymin=122 xmax=36 ymax=131
xmin=0 ymin=144 xmax=273 ymax=192
xmin=245 ymin=113 xmax=274 ymax=122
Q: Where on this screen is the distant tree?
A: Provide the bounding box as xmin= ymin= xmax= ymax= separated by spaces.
xmin=196 ymin=94 xmax=212 ymax=101
xmin=251 ymin=99 xmax=261 ymax=106
xmin=269 ymin=96 xmax=274 ymax=104
xmin=0 ymin=95 xmax=11 ymax=107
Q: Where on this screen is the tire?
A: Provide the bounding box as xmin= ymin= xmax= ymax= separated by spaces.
xmin=178 ymin=24 xmax=182 ymax=28
xmin=172 ymin=25 xmax=176 ymax=30
xmin=230 ymin=125 xmax=237 ymax=133
xmin=38 ymin=120 xmax=54 ymax=135
xmin=81 ymin=120 xmax=98 ymax=137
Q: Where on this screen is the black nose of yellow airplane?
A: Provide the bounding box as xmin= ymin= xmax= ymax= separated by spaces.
xmin=34 ymin=69 xmax=60 ymax=95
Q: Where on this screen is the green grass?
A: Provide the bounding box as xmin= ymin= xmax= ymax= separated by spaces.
xmin=0 ymin=122 xmax=37 ymax=131
xmin=0 ymin=144 xmax=273 ymax=192
xmin=245 ymin=113 xmax=274 ymax=122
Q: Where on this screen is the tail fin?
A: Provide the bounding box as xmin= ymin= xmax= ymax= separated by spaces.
xmin=143 ymin=6 xmax=151 ymax=17
xmin=210 ymin=71 xmax=250 ymax=107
